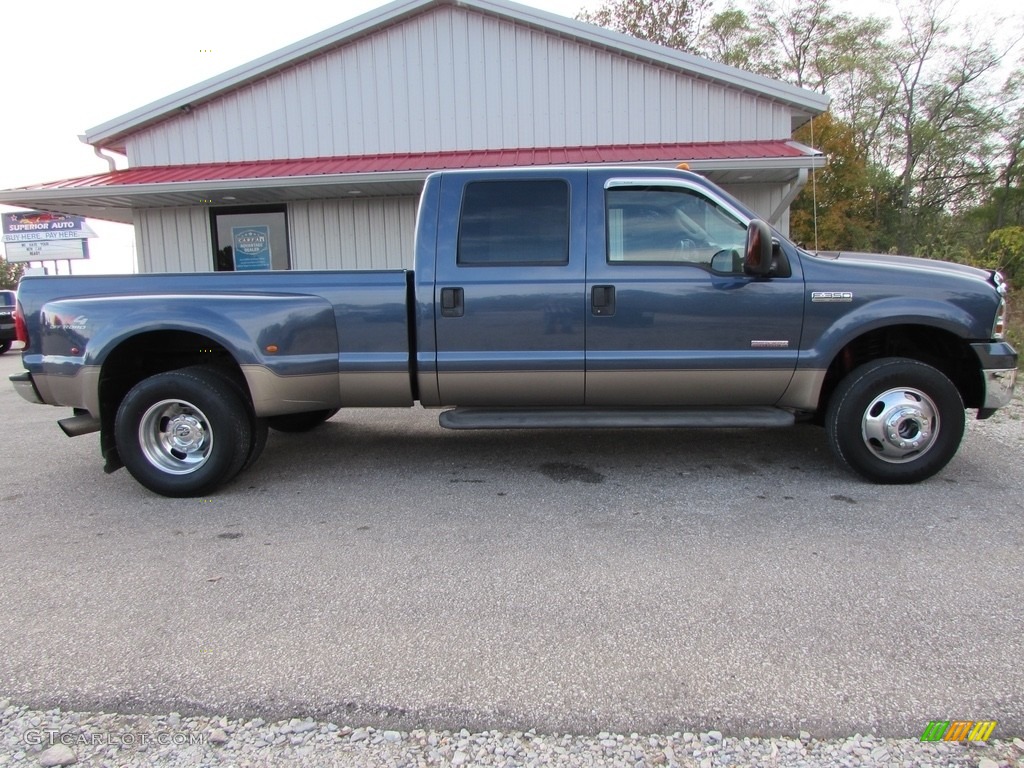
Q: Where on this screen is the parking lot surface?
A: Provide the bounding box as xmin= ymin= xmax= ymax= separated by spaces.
xmin=0 ymin=349 xmax=1021 ymax=738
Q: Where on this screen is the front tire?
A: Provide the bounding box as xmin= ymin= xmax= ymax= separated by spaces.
xmin=825 ymin=357 xmax=965 ymax=484
xmin=115 ymin=368 xmax=252 ymax=497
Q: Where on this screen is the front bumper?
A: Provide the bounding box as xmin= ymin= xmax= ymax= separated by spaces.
xmin=9 ymin=372 xmax=44 ymax=405
xmin=971 ymin=341 xmax=1018 ymax=411
xmin=981 ymin=367 xmax=1017 ymax=409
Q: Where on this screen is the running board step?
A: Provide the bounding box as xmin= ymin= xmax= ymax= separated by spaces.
xmin=439 ymin=407 xmax=795 ymax=430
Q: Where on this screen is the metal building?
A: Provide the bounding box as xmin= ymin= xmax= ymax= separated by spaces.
xmin=0 ymin=0 xmax=828 ymax=273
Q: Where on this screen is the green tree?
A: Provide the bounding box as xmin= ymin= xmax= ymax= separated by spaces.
xmin=700 ymin=0 xmax=894 ymax=153
xmin=984 ymin=226 xmax=1024 ymax=284
xmin=0 ymin=258 xmax=23 ymax=290
xmin=952 ymin=61 xmax=1024 ymax=259
xmin=883 ymin=0 xmax=1006 ymax=250
xmin=577 ymin=0 xmax=714 ymax=53
xmin=748 ymin=0 xmax=888 ymax=93
xmin=990 ymin=67 xmax=1024 ymax=230
xmin=697 ymin=7 xmax=775 ymax=74
xmin=789 ymin=112 xmax=892 ymax=251
xmin=697 ymin=0 xmax=908 ymax=253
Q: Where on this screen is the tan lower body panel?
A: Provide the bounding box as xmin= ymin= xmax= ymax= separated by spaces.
xmin=435 ymin=369 xmax=828 ymax=410
xmin=586 ymin=369 xmax=796 ymax=406
xmin=241 ymin=366 xmax=341 ymax=417
xmin=242 ymin=366 xmax=414 ymax=415
xmin=438 ymin=371 xmax=584 ymax=406
xmin=32 ymin=364 xmax=826 ymax=419
xmin=337 ymin=371 xmax=414 ymax=407
xmin=776 ymin=369 xmax=827 ymax=411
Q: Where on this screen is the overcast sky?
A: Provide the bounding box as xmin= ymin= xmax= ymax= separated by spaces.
xmin=1 ymin=0 xmax=1020 ymax=273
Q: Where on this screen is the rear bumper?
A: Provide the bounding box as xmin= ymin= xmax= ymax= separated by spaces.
xmin=9 ymin=372 xmax=44 ymax=405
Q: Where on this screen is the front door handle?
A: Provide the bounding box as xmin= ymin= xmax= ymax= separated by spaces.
xmin=440 ymin=287 xmax=464 ymax=318
xmin=591 ymin=285 xmax=615 ymax=316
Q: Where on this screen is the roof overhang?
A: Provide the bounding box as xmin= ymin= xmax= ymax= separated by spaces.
xmin=0 ymin=141 xmax=825 ymax=224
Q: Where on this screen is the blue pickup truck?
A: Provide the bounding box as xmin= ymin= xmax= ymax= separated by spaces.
xmin=9 ymin=166 xmax=1017 ymax=496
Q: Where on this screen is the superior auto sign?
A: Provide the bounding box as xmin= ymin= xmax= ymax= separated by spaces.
xmin=2 ymin=211 xmax=96 ymax=242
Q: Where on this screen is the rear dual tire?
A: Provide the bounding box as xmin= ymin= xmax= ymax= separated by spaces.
xmin=192 ymin=366 xmax=268 ymax=473
xmin=115 ymin=368 xmax=254 ymax=497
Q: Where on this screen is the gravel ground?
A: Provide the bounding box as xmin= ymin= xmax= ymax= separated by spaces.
xmin=2 ymin=701 xmax=1022 ymax=768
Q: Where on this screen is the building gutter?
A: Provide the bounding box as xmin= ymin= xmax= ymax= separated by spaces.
xmin=81 ymin=136 xmax=118 ymax=173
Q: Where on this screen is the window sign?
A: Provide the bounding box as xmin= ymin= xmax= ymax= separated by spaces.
xmin=213 ymin=207 xmax=289 ymax=271
xmin=231 ymin=225 xmax=272 ymax=270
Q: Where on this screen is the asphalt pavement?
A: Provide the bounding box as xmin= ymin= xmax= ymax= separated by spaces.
xmin=0 ymin=349 xmax=1021 ymax=739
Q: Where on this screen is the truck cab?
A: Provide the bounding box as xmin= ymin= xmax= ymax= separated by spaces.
xmin=416 ymin=167 xmax=804 ymax=409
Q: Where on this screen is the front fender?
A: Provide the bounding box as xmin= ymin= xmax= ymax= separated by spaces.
xmin=799 ymin=296 xmax=985 ymax=370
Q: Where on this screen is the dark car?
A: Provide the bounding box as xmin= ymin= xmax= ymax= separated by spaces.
xmin=0 ymin=289 xmax=16 ymax=354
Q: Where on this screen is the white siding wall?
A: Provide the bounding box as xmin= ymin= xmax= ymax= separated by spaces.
xmin=126 ymin=6 xmax=792 ymax=166
xmin=725 ymin=184 xmax=791 ymax=236
xmin=137 ymin=199 xmax=418 ymax=272
xmin=135 ymin=208 xmax=213 ymax=273
xmin=288 ymin=197 xmax=419 ymax=270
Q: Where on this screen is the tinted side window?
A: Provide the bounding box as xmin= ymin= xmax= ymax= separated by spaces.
xmin=458 ymin=180 xmax=569 ymax=266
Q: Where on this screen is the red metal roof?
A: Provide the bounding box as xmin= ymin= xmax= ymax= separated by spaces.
xmin=24 ymin=141 xmax=812 ymax=191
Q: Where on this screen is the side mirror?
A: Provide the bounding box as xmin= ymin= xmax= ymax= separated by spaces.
xmin=744 ymin=219 xmax=773 ymax=277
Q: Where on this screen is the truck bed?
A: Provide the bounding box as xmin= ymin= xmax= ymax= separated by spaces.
xmin=15 ymin=269 xmax=415 ymax=416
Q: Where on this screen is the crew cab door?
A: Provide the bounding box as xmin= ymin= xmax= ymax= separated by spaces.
xmin=585 ymin=177 xmax=804 ymax=405
xmin=433 ymin=172 xmax=587 ymax=405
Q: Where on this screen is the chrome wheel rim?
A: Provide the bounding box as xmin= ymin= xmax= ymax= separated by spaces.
xmin=138 ymin=399 xmax=212 ymax=474
xmin=861 ymin=388 xmax=939 ymax=464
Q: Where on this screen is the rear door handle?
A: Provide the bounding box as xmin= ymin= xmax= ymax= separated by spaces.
xmin=591 ymin=285 xmax=615 ymax=316
xmin=440 ymin=287 xmax=464 ymax=318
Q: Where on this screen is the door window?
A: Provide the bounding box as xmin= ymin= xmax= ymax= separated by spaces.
xmin=606 ymin=187 xmax=747 ymax=270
